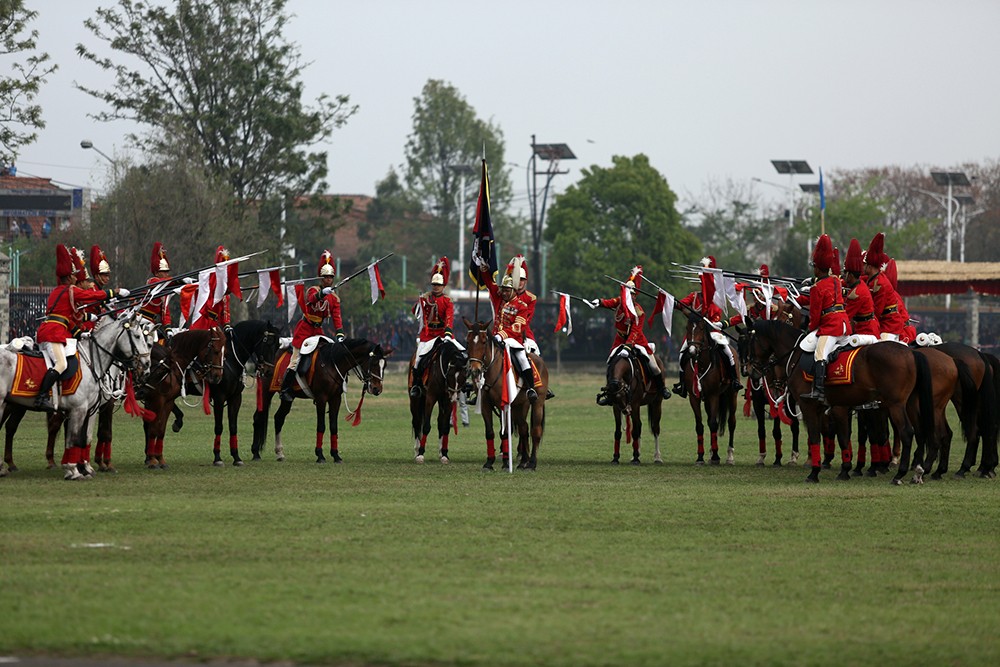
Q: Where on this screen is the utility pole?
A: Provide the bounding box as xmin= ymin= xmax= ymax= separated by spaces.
xmin=529 ymin=135 xmax=575 ymax=294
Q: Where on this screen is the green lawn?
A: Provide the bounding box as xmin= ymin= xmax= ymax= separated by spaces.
xmin=1 ymin=371 xmax=998 ymax=667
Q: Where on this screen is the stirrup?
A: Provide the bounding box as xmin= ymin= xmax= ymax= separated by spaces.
xmin=408 ymin=385 xmax=424 ymax=398
xmin=545 ymin=388 xmax=555 ymax=400
xmin=525 ymin=388 xmax=538 ymax=403
xmin=35 ymin=395 xmax=55 ymax=412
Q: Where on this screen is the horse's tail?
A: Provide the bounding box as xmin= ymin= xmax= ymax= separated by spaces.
xmin=954 ymin=358 xmax=980 ymax=445
xmin=912 ymin=350 xmax=935 ymax=442
xmin=718 ymin=378 xmax=734 ymax=437
xmin=978 ymin=353 xmax=1000 ymax=458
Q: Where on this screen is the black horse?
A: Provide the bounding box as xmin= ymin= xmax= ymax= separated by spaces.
xmin=409 ymin=340 xmax=468 ymax=464
xmin=170 ymin=320 xmax=281 ymax=466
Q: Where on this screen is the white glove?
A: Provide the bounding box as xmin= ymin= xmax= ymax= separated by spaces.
xmin=589 ymin=298 xmax=601 ymax=309
xmin=335 ymin=332 xmax=345 ymax=342
xmin=475 ymin=256 xmax=488 ymax=270
xmin=117 ymin=287 xmax=130 ymax=297
xmin=710 ymin=320 xmax=723 ymax=330
xmin=321 ymin=287 xmax=334 ymax=296
xmin=444 ymin=332 xmax=453 ymax=340
xmin=89 ymin=313 xmax=99 ymax=322
xmin=183 ymin=277 xmax=197 ymax=284
xmin=493 ymin=334 xmax=504 ymax=345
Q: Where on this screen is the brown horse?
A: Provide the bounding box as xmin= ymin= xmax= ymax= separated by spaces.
xmin=681 ymin=313 xmax=738 ymax=465
xmin=737 ymin=324 xmax=800 ymax=466
xmin=745 ymin=319 xmax=934 ymax=484
xmin=932 ymin=343 xmax=999 ymax=478
xmin=597 ymin=345 xmax=664 ymax=465
xmin=140 ymin=327 xmax=226 ymax=468
xmin=463 ymin=318 xmax=548 ymax=470
xmin=252 ymin=338 xmax=389 ymax=463
xmin=409 ymin=340 xmax=468 ymax=464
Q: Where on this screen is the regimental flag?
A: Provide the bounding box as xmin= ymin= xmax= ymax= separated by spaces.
xmin=368 ymin=261 xmax=385 ymax=304
xmin=256 ymin=269 xmax=283 ymax=308
xmin=647 ymin=289 xmax=675 ymax=334
xmin=819 ymin=167 xmax=826 ymax=212
xmin=553 ymin=292 xmax=572 ymax=336
xmin=469 ymin=159 xmax=498 ymax=288
xmin=286 ymin=284 xmax=299 ymax=323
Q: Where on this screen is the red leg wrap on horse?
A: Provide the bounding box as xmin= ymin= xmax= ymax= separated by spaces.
xmin=614 ymin=439 xmax=621 ymax=456
xmin=61 ymin=447 xmax=79 ymax=465
xmin=213 ymin=434 xmax=221 ymax=452
xmin=94 ymin=442 xmax=105 ymax=461
xmin=229 ymin=435 xmax=238 ymax=452
xmin=809 ymin=443 xmax=821 ymax=468
xmin=82 ymin=444 xmax=91 ymax=462
xmin=441 ymin=434 xmax=449 ymax=448
xmin=501 ymin=439 xmax=509 ymax=456
xmin=104 ymin=441 xmax=112 ymax=463
xmin=329 ymin=433 xmax=338 ymax=452
xmin=486 ymin=438 xmax=495 ymax=458
xmin=775 ymin=439 xmax=783 ymax=456
xmin=315 ymin=432 xmax=323 ymax=449
xmin=155 ymin=438 xmax=164 ymax=456
xmin=842 ymin=443 xmax=853 ymax=464
xmin=711 ymin=433 xmax=719 ymax=452
xmin=697 ymin=434 xmax=704 ymax=456
xmin=420 ymin=434 xmax=428 ymax=447
xmin=759 ymin=438 xmax=766 ymax=454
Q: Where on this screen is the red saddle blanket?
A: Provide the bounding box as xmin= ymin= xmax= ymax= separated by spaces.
xmin=268 ymin=349 xmax=318 ymax=392
xmin=12 ymin=353 xmax=83 ymax=398
xmin=803 ymin=347 xmax=861 ymax=386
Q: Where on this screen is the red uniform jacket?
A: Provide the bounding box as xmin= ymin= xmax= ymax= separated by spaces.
xmin=37 ymin=284 xmax=112 ymax=344
xmin=517 ymin=289 xmax=538 ymax=343
xmin=843 ymin=280 xmax=880 ymax=336
xmin=481 ymin=269 xmax=529 ymax=343
xmin=416 ymin=292 xmax=454 ymax=342
xmin=292 ymin=285 xmax=343 ymax=347
xmin=140 ymin=276 xmax=172 ymax=326
xmin=865 ymin=272 xmax=907 ymax=336
xmin=676 ymin=292 xmax=723 ymax=322
xmin=598 ymin=297 xmax=651 ymax=352
xmin=808 ymin=275 xmax=849 ymax=336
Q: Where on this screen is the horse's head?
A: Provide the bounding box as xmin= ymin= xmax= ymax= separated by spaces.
xmin=744 ymin=320 xmax=793 ymax=391
xmin=601 ymin=345 xmax=636 ymax=408
xmin=442 ymin=339 xmax=469 ymax=388
xmin=363 ymin=342 xmax=391 ymax=397
xmin=463 ymin=317 xmax=494 ymax=386
xmin=685 ymin=312 xmax=710 ymax=357
xmin=253 ymin=320 xmax=282 ymax=377
xmin=95 ymin=311 xmax=154 ymax=378
xmin=201 ymin=326 xmax=227 ymax=384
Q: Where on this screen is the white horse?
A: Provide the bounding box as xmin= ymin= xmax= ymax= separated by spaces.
xmin=0 ymin=311 xmax=154 ymax=480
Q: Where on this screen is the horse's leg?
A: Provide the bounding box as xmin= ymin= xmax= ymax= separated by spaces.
xmin=891 ymin=404 xmax=916 ymax=486
xmin=95 ymin=401 xmax=115 ymax=472
xmin=314 ymin=399 xmax=327 ymax=464
xmin=933 ymin=418 xmax=954 ymax=480
xmin=789 ymin=413 xmax=801 ymax=466
xmin=612 ymin=406 xmax=623 ymax=464
xmin=171 ymin=403 xmax=184 ymax=433
xmin=153 ymin=402 xmax=171 ymax=469
xmin=411 ymin=395 xmax=426 ymax=462
xmin=727 ymin=388 xmax=737 ymax=465
xmin=691 ymin=396 xmax=706 ymax=465
xmin=527 ymin=401 xmax=544 ymax=470
xmin=251 ymin=392 xmax=273 ymax=460
xmin=753 ymin=389 xmax=767 ymax=466
xmin=60 ymin=409 xmax=88 ymax=481
xmin=853 ymin=410 xmax=867 ymax=476
xmin=630 ymin=402 xmax=642 ymax=465
xmin=328 ymin=395 xmax=342 ymax=463
xmin=515 ymin=408 xmax=530 ymax=469
xmin=481 ymin=398 xmax=497 ymax=471
xmin=272 ymin=397 xmax=291 ymax=461
xmin=436 ymin=395 xmax=451 ymax=463
xmin=822 ymin=418 xmax=836 ymax=469
xmin=228 ymin=391 xmax=243 ymax=466
xmin=212 ymin=395 xmax=226 ymax=466
xmin=650 ymin=400 xmax=663 ymax=464
xmin=707 ymin=398 xmax=721 ymax=465
xmin=834 ymin=410 xmax=853 ymax=481
xmin=46 ymin=410 xmax=64 ymax=470
xmin=3 ymin=407 xmax=27 ymax=472
xmin=802 ymin=402 xmax=825 ymax=483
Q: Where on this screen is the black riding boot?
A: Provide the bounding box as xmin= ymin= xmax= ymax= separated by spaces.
xmin=673 ymin=368 xmax=687 ymax=398
xmin=802 ymin=361 xmax=827 ymax=404
xmin=35 ymin=368 xmax=60 ymax=411
xmin=521 ymin=368 xmax=538 ymax=403
xmin=409 ymin=357 xmax=428 ymax=398
xmin=279 ymin=368 xmax=297 ymax=402
xmin=652 ymin=372 xmax=672 ymax=400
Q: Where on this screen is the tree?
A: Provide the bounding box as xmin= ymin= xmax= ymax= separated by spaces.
xmin=685 ymin=177 xmax=782 ymax=270
xmin=0 ymin=0 xmax=57 ymax=164
xmin=544 ymin=154 xmax=701 ymax=312
xmin=77 ymin=0 xmax=356 ymax=217
xmin=402 ymin=80 xmax=516 ymax=264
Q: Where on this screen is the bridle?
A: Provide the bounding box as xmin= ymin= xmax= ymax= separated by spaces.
xmin=82 ymin=315 xmax=153 ymax=407
xmin=188 ymin=327 xmax=226 ymax=383
xmin=332 ymin=340 xmax=386 ymax=396
xmin=465 ymin=327 xmax=500 ymax=392
xmin=605 ymin=346 xmax=642 ymax=409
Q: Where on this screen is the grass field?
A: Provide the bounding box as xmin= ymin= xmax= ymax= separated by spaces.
xmin=1 ymin=370 xmax=998 ymax=667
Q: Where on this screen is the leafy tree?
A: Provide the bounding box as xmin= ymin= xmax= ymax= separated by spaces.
xmin=0 ymin=0 xmax=57 ymax=164
xmin=359 ymin=169 xmax=433 ymax=268
xmin=77 ymin=0 xmax=356 ymax=218
xmin=685 ymin=177 xmax=782 ymax=271
xmin=544 ymin=154 xmax=701 ymax=310
xmin=402 ymin=79 xmax=515 ymax=264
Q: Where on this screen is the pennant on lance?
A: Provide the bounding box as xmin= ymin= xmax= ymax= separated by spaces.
xmin=368 ymin=261 xmax=385 ymax=304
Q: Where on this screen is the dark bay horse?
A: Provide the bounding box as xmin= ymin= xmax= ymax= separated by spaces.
xmin=746 ymin=319 xmax=934 ymax=484
xmin=681 ymin=314 xmax=738 ymax=465
xmin=252 ymin=338 xmax=389 ymax=463
xmin=737 ymin=325 xmax=800 ymax=466
xmin=463 ymin=318 xmax=548 ymax=471
xmin=597 ymin=345 xmax=663 ymax=465
xmin=169 ymin=321 xmax=281 ymax=466
xmin=140 ymin=327 xmax=226 ymax=468
xmin=409 ymin=341 xmax=468 ymax=464
xmin=933 ymin=343 xmax=999 ymax=478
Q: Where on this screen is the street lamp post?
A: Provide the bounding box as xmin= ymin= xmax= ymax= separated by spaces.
xmin=769 ymin=160 xmax=813 ymax=232
xmin=80 ymin=139 xmax=120 ymax=269
xmin=529 ymin=135 xmax=575 ymax=294
xmin=915 ymin=171 xmax=971 ymax=310
xmin=447 ymin=164 xmax=476 ymax=291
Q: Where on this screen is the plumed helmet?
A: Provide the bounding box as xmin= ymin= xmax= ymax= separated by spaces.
xmin=510 ymin=254 xmax=528 ymax=281
xmin=625 ymin=265 xmax=643 ymax=290
xmin=884 ymin=258 xmax=899 ymax=290
xmin=318 ymin=250 xmax=335 ymax=277
xmin=811 ymin=234 xmax=835 ymax=272
xmin=150 ymin=242 xmax=170 ymax=274
xmin=90 ymin=245 xmax=110 ymax=277
xmin=500 ymin=274 xmax=515 ymax=289
xmin=832 ymin=247 xmax=841 ymax=276
xmin=844 ymin=238 xmax=864 ymax=274
xmin=865 ymin=232 xmax=888 ymax=269
xmin=215 ymin=245 xmax=230 ymax=264
xmin=700 ymin=256 xmax=717 ymax=269
xmin=55 ymin=244 xmax=74 ymax=280
xmin=71 ymin=246 xmax=88 ymax=282
xmin=430 ymin=256 xmax=450 ymax=286
xmin=757 ymin=264 xmax=769 ymax=278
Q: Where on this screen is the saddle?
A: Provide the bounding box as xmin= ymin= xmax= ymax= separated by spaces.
xmin=269 ymin=348 xmax=320 ymax=393
xmin=801 ymin=346 xmax=861 ymax=386
xmin=11 ymin=351 xmax=83 ymax=398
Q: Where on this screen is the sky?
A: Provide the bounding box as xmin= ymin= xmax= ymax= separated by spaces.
xmin=13 ymin=0 xmax=1000 ymax=217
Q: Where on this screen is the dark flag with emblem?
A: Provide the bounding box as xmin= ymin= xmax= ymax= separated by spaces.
xmin=468 ymin=159 xmax=498 ymax=288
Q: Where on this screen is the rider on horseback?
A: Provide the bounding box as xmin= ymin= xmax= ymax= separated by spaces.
xmin=672 ymin=256 xmax=738 ymax=397
xmin=140 ymin=243 xmax=173 ymax=341
xmin=842 ymin=239 xmax=881 ymax=338
xmin=594 ymin=266 xmax=671 ymax=401
xmin=801 ymin=234 xmax=850 ymax=404
xmin=409 ymin=256 xmax=466 ymax=398
xmin=475 ymin=257 xmax=538 ymax=403
xmin=280 ymin=250 xmax=345 ymax=402
xmin=862 ymin=232 xmax=908 ymax=342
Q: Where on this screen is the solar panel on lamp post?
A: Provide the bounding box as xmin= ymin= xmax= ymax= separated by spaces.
xmin=769 ymin=160 xmax=812 ymax=232
xmin=529 ymin=136 xmax=575 ymax=295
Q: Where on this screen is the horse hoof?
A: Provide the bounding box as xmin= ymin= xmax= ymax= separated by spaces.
xmin=930 ymin=472 xmax=943 ymax=481
xmin=172 ymin=420 xmax=183 ymax=433
xmin=415 ymin=455 xmax=425 ymax=464
xmin=9 ymin=463 xmax=20 ymax=472
xmin=482 ymin=462 xmax=495 ymax=471
xmin=822 ymin=462 xmax=832 ymax=470
xmin=695 ymin=459 xmax=705 ymax=466
xmin=710 ymin=459 xmax=721 ymax=466
xmin=910 ymin=476 xmax=923 ymax=485
xmin=251 ymin=454 xmax=262 ymax=461
xmin=837 ymin=472 xmax=851 ymax=481
xmin=332 ymin=454 xmax=343 ymax=464
xmin=630 ymin=458 xmax=641 ymax=466
xmin=653 ymin=458 xmax=663 ymax=465
xmin=804 ymin=476 xmax=819 ymax=484
xmin=756 ymin=456 xmax=765 ymax=467
xmin=891 ymin=477 xmax=903 ymax=486
xmin=440 ymin=456 xmax=449 ymax=465
xmin=276 ymin=455 xmax=285 ymax=462
xmin=213 ymin=460 xmax=224 ymax=467
xmin=772 ymin=460 xmax=783 ymax=468
xmin=316 ymin=457 xmax=327 ymax=464
xmin=851 ymin=469 xmax=863 ymax=477
xmin=977 ymin=470 xmax=991 ymax=479
xmin=233 ymin=460 xmax=244 ymax=467
xmin=610 ymin=458 xmax=619 ymax=465
xmin=159 ymin=463 xmax=169 ymax=470
xmin=866 ymin=469 xmax=879 ymax=478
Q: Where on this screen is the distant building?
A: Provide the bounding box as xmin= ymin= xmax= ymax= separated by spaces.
xmin=0 ymin=173 xmax=84 ymax=241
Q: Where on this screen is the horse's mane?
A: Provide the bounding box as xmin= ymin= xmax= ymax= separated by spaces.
xmin=752 ymin=319 xmax=801 ymax=350
xmin=171 ymin=329 xmax=216 ymax=359
xmin=318 ymin=337 xmax=380 ymax=365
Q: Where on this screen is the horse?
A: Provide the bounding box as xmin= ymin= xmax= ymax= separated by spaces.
xmin=0 ymin=312 xmax=154 ymax=480
xmin=167 ymin=321 xmax=281 ymax=466
xmin=745 ymin=319 xmax=934 ymax=484
xmin=680 ymin=313 xmax=738 ymax=465
xmin=251 ymin=337 xmax=389 ymax=463
xmin=463 ymin=318 xmax=548 ymax=470
xmin=409 ymin=340 xmax=468 ymax=464
xmin=927 ymin=343 xmax=1000 ymax=479
xmin=140 ymin=327 xmax=226 ymax=468
xmin=597 ymin=345 xmax=664 ymax=465
xmin=737 ymin=324 xmax=800 ymax=466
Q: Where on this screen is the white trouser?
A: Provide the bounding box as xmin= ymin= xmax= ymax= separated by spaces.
xmin=609 ymin=344 xmax=660 ymax=376
xmin=414 ymin=336 xmax=467 ymax=368
xmin=814 ymin=334 xmax=849 ymax=362
xmin=288 ymin=347 xmax=301 ymax=371
xmin=879 ymin=332 xmax=900 ymax=342
xmin=41 ymin=341 xmax=67 ymax=374
xmin=500 ymin=338 xmax=531 ymax=373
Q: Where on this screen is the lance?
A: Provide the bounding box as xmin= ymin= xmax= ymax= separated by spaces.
xmin=116 ymin=250 xmax=271 ymax=300
xmin=641 ymin=274 xmax=740 ymax=343
xmin=670 ymin=262 xmax=804 ymax=287
xmin=602 ymin=274 xmax=659 ymax=300
xmin=549 ymin=290 xmax=599 ymax=308
xmin=294 ymin=253 xmax=393 ymax=290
